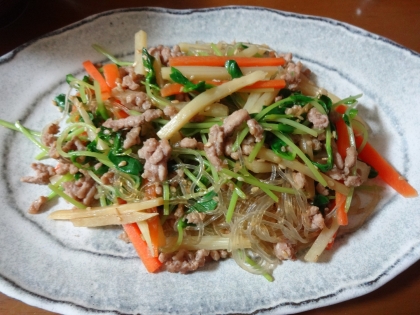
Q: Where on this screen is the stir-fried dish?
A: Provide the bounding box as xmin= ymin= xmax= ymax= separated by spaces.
xmin=1 ymin=30 xmax=417 ymax=280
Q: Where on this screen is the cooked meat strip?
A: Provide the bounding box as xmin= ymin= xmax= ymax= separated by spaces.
xmin=148 ymin=45 xmax=183 ymax=66
xmin=223 ymin=109 xmax=250 ymax=137
xmin=292 ymin=172 xmax=306 ymax=190
xmin=62 ymin=171 xmax=97 ymax=206
xmin=308 ymin=205 xmax=325 ymax=230
xmin=274 ymin=241 xmax=296 ymax=260
xmin=102 ymin=109 xmax=162 ymax=131
xmin=28 ymin=196 xmax=48 ymax=214
xmin=138 ymin=138 xmax=172 ymax=182
xmin=179 ymin=137 xmax=198 ymax=149
xmin=247 ymin=119 xmax=264 ymax=142
xmin=123 ymin=126 xmax=141 ymax=149
xmin=308 ymin=107 xmax=329 ymax=129
xmin=41 ymin=123 xmax=59 ymax=147
xmin=21 ymin=163 xmax=56 ymax=185
xmin=159 ymin=249 xmax=210 ymax=274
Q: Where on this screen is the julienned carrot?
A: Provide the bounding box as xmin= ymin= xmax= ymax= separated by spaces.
xmin=159 ymin=80 xmax=287 ymax=97
xmin=336 ymin=191 xmax=348 ymax=225
xmin=334 ymin=104 xmax=418 ymax=198
xmin=169 ymin=55 xmax=286 ymax=67
xmin=103 ymin=63 xmax=120 ymax=89
xmin=145 ymin=186 xmax=165 ymax=257
xmin=335 ymin=116 xmax=350 ymax=159
xmin=114 ymin=109 xmax=129 ymax=119
xmin=355 ymin=137 xmax=418 ymax=197
xmin=160 ymin=83 xmax=184 ymax=97
xmin=117 ymin=197 xmax=162 ymax=272
xmin=244 ymin=79 xmax=286 ymax=89
xmin=82 ymin=60 xmax=111 ymax=100
xmin=123 ymin=223 xmax=162 ymax=273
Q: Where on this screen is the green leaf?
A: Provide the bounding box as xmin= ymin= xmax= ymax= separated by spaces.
xmin=188 ymin=190 xmax=218 ymax=213
xmin=225 ymin=60 xmax=243 ymax=79
xmin=313 ymin=194 xmax=329 ymax=216
xmin=318 ymin=95 xmax=332 ymax=114
xmin=142 ymin=48 xmax=156 ymax=85
xmin=108 ymin=150 xmax=143 ymax=175
xmin=102 ymin=131 xmax=144 ymax=175
xmin=169 ymin=67 xmax=207 ymax=93
xmin=53 ymin=94 xmax=66 ymax=110
xmin=271 ymin=136 xmax=296 ymax=160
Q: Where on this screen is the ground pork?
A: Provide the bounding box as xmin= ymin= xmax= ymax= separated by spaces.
xmin=163 ymin=105 xmax=179 ymax=119
xmin=205 ymin=110 xmax=257 ymax=168
xmin=102 ymin=109 xmax=162 ymax=131
xmin=328 ymin=144 xmax=364 ymax=187
xmin=308 ymin=205 xmax=325 ymax=230
xmin=138 ymin=138 xmax=172 ymax=182
xmin=21 ymin=163 xmax=56 ymax=185
xmin=344 ymin=175 xmax=363 ymax=187
xmin=62 ymin=137 xmax=86 ymax=152
xmin=123 ymin=126 xmax=141 ymax=149
xmin=112 ymin=89 xmax=152 ymax=112
xmin=62 ymin=171 xmax=97 ymax=206
xmin=28 ymin=196 xmax=48 ymax=214
xmin=247 ymin=119 xmax=264 ymax=142
xmin=280 ymin=61 xmax=302 ymax=90
xmin=204 ymin=124 xmax=225 ymax=170
xmin=148 ymin=45 xmax=183 ymax=66
xmin=316 ymin=183 xmax=329 ymax=196
xmin=100 ymin=171 xmax=115 ymax=185
xmin=274 ymin=241 xmax=296 ymax=260
xmin=118 ymin=66 xmax=143 ymax=91
xmin=178 ymin=137 xmax=198 ymax=149
xmin=223 ymin=109 xmax=250 ymax=137
xmin=308 ymin=107 xmax=329 ymax=129
xmin=55 ymin=162 xmax=79 ymax=175
xmin=209 ymin=250 xmax=229 ymax=261
xmin=292 ymin=172 xmax=306 ymax=190
xmin=41 ymin=123 xmax=59 ymax=147
xmin=344 ymin=146 xmax=358 ymax=174
xmin=159 ymin=249 xmax=210 ymax=274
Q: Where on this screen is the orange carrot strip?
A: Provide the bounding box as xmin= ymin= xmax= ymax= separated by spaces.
xmin=103 ymin=63 xmax=120 ymax=89
xmin=144 ymin=184 xmax=164 ymax=256
xmin=160 ymin=83 xmax=184 ymax=97
xmin=335 ymin=116 xmax=350 ymax=159
xmin=118 ymin=197 xmax=162 ymax=272
xmin=334 ymin=104 xmax=418 ymax=197
xmin=123 ymin=223 xmax=162 ymax=273
xmin=82 ymin=60 xmax=111 ymax=100
xmin=244 ymin=79 xmax=286 ymax=89
xmin=336 ymin=191 xmax=348 ymax=225
xmin=114 ymin=109 xmax=129 ymax=119
xmin=355 ymin=137 xmax=418 ymax=197
xmin=169 ymin=56 xmax=286 ymax=67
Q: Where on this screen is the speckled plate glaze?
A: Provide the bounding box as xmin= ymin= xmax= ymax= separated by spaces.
xmin=1 ymin=6 xmax=419 ymax=315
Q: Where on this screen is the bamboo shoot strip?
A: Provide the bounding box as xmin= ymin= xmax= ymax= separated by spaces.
xmin=71 ymin=212 xmax=158 ymax=227
xmin=157 ymin=71 xmax=267 ymax=139
xmin=134 ymin=30 xmax=147 ymax=75
xmin=49 ymin=198 xmax=164 ymax=220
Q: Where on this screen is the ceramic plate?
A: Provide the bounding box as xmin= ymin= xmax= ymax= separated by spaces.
xmin=1 ymin=6 xmax=419 ymax=315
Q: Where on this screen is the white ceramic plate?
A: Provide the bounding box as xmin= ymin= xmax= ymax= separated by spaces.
xmin=1 ymin=6 xmax=419 ymax=315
